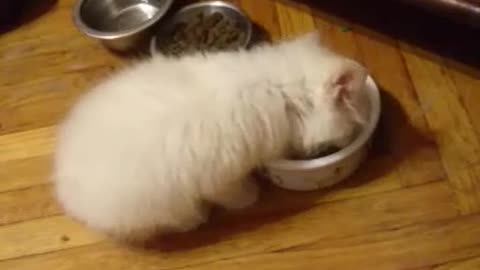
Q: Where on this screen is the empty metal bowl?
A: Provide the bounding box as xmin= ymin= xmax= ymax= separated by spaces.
xmin=73 ymin=0 xmax=173 ymax=51
xmin=150 ymin=1 xmax=252 ymax=55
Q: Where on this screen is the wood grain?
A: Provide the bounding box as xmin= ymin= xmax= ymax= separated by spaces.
xmin=0 ymin=66 xmax=116 ymax=134
xmin=1 ymin=0 xmax=480 ymax=268
xmin=0 ymin=182 xmax=458 ymax=268
xmin=0 ymin=185 xmax=61 ymax=226
xmin=239 ymin=0 xmax=280 ymax=40
xmin=313 ymin=13 xmax=361 ymax=61
xmin=401 ymin=47 xmax=480 ymax=169
xmin=443 ymin=163 xmax=480 ymax=214
xmin=164 ymin=214 xmax=480 ymax=270
xmin=0 ymin=127 xmax=55 ymax=163
xmin=0 ymin=216 xmax=103 ymax=261
xmin=355 ymin=33 xmax=445 ymax=188
xmin=0 ymin=155 xmax=51 ymax=192
xmin=434 ymin=257 xmax=480 ymax=270
xmin=447 ymin=68 xmax=480 ymax=144
xmin=401 ymin=45 xmax=480 ymax=214
xmin=275 ymin=1 xmax=316 ymax=38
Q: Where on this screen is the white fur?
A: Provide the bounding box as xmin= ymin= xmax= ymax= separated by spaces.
xmin=52 ymin=32 xmax=369 ymax=242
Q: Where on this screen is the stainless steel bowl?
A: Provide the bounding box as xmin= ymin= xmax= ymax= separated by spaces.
xmin=150 ymin=1 xmax=253 ymax=55
xmin=73 ymin=0 xmax=173 ymax=51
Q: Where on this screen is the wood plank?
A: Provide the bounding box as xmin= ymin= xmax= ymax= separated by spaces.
xmin=443 ymin=69 xmax=480 ymax=214
xmin=0 ymin=216 xmax=103 ymax=261
xmin=313 ymin=13 xmax=361 ymax=62
xmin=354 ymin=30 xmax=445 ymax=187
xmin=401 ymin=47 xmax=480 ymax=168
xmin=0 ymin=2 xmax=123 ymax=91
xmin=442 ymin=163 xmax=480 ymax=215
xmin=0 ymin=41 xmax=121 ymax=88
xmin=0 ymin=185 xmax=61 ymax=226
xmin=0 ymin=1 xmax=91 ymax=50
xmin=168 ymin=214 xmax=480 ymax=270
xmin=434 ymin=256 xmax=480 ymax=270
xmin=0 ymin=3 xmax=117 ymax=65
xmin=0 ymin=155 xmax=51 ymax=192
xmin=0 ymin=127 xmax=55 ymax=163
xmin=0 ymin=6 xmax=123 ymax=135
xmin=0 ymin=66 xmax=114 ymax=135
xmin=275 ymin=1 xmax=316 ymax=38
xmin=0 ymin=182 xmax=457 ymax=267
xmin=401 ymin=45 xmax=480 ymax=214
xmin=239 ymin=0 xmax=280 ymax=41
xmin=447 ymin=68 xmax=480 ymax=146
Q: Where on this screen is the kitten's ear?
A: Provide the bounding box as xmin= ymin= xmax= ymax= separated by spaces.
xmin=331 ymin=60 xmax=367 ymax=103
xmin=330 ymin=60 xmax=369 ymax=123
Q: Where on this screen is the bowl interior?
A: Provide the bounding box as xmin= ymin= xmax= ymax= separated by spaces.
xmin=78 ymin=0 xmax=171 ymax=35
xmin=151 ymin=1 xmax=252 ymax=53
xmin=267 ymin=75 xmax=382 ymax=171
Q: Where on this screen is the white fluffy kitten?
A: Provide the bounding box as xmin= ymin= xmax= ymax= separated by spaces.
xmin=52 ymin=32 xmax=369 ymax=242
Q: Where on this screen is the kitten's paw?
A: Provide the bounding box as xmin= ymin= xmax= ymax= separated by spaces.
xmin=222 ymin=179 xmax=259 ymax=210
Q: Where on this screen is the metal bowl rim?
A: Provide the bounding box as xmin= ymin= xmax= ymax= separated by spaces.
xmin=266 ymin=75 xmax=382 ymax=171
xmin=73 ymin=0 xmax=174 ymax=40
xmin=150 ymin=0 xmax=253 ymax=55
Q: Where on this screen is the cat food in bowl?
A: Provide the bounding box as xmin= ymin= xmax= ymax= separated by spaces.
xmin=265 ymin=75 xmax=381 ymax=191
xmin=150 ymin=1 xmax=252 ymax=56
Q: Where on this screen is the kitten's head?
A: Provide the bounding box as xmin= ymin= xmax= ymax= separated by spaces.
xmin=285 ymin=32 xmax=370 ymax=157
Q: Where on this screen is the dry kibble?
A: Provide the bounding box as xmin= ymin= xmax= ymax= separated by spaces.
xmin=60 ymin=235 xmax=70 ymax=242
xmin=156 ymin=12 xmax=246 ymax=56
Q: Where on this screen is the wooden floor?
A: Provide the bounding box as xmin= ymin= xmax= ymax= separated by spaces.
xmin=1 ymin=0 xmax=480 ymax=269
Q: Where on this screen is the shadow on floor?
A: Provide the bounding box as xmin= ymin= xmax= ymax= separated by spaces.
xmin=284 ymin=0 xmax=480 ymax=75
xmin=0 ymin=0 xmax=58 ymax=35
xmin=321 ymin=88 xmax=437 ymax=192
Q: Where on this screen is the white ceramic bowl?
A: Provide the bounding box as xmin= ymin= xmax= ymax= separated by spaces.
xmin=265 ymin=75 xmax=381 ymax=191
